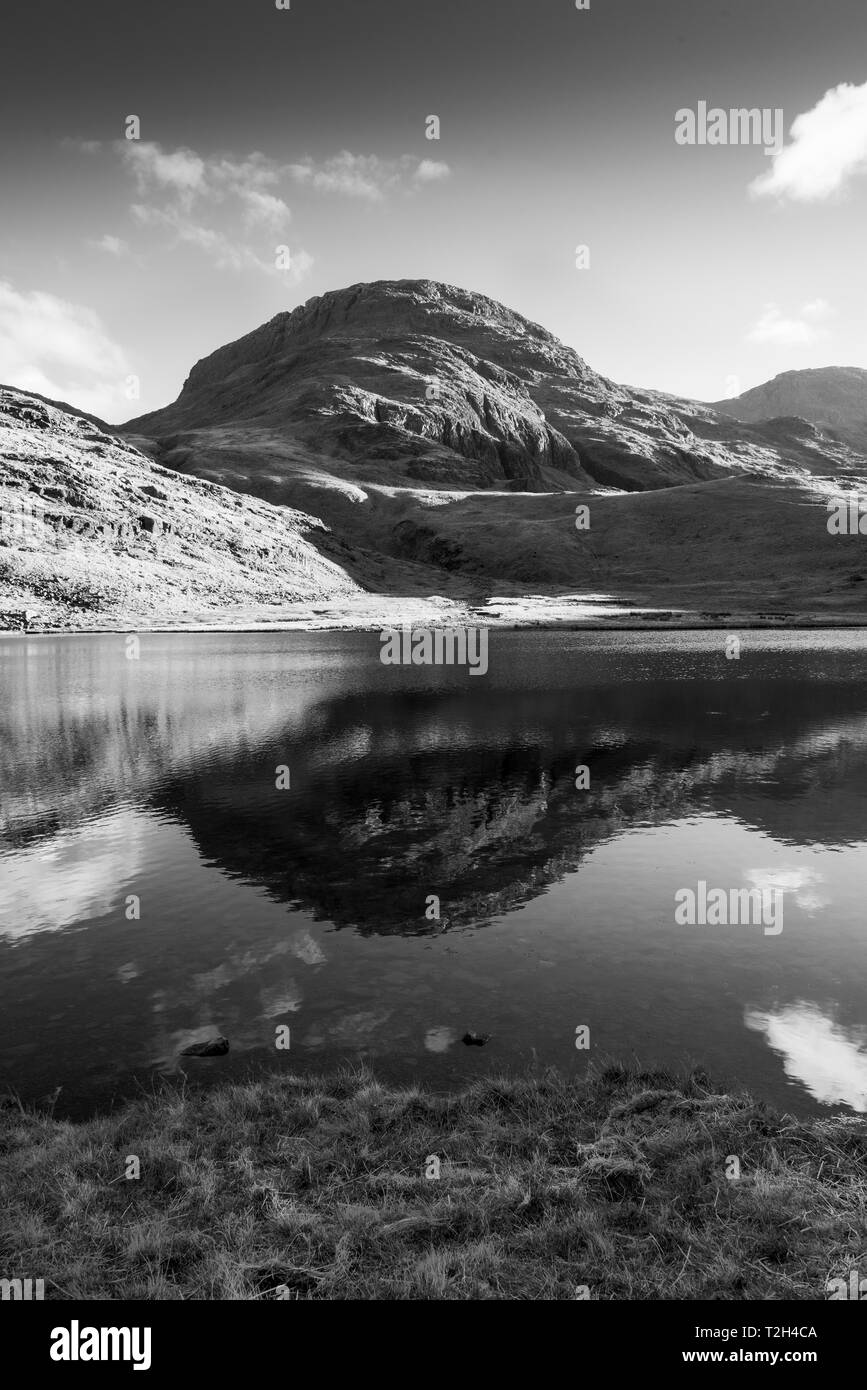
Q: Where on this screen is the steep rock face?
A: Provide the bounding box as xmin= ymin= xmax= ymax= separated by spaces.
xmin=712 ymin=368 xmax=867 ymax=450
xmin=125 ymin=279 xmax=781 ymax=496
xmin=0 ymin=387 xmax=359 ymax=628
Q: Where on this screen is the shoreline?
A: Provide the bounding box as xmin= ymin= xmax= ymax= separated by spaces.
xmin=5 ymin=615 xmax=867 ymax=637
xmin=2 ymin=1061 xmax=864 ymax=1300
xmin=5 ymin=579 xmax=867 ymax=639
xmin=5 ymin=585 xmax=867 ymax=638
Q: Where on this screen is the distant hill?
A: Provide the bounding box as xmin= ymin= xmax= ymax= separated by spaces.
xmin=712 ymin=368 xmax=867 ymax=450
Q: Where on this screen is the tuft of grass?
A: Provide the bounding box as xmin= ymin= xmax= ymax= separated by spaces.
xmin=1 ymin=1063 xmax=865 ymax=1300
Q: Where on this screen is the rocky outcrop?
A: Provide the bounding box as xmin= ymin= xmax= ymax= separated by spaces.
xmin=0 ymin=608 xmax=35 ymax=630
xmin=0 ymin=386 xmax=359 ymax=629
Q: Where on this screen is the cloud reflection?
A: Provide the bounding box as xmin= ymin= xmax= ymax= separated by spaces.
xmin=745 ymin=1001 xmax=867 ymax=1110
xmin=0 ymin=810 xmax=145 ymax=941
xmin=745 ymin=865 xmax=829 ymax=915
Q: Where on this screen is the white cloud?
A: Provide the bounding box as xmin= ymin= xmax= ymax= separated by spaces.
xmin=90 ymin=234 xmax=129 ymax=256
xmin=131 ymin=203 xmax=259 ymax=270
xmin=292 ymin=151 xmax=400 ymax=199
xmin=120 ymin=141 xmax=206 ymax=198
xmin=68 ymin=138 xmax=443 ymax=277
xmin=130 ymin=203 xmax=312 ymax=280
xmin=205 ymin=153 xmax=282 ymax=195
xmin=240 ymin=189 xmax=292 ymax=230
xmin=118 ymin=143 xmax=290 ymax=208
xmin=414 ymin=159 xmax=451 ymax=184
xmin=0 ymin=280 xmax=131 ymax=420
xmin=750 ymin=80 xmax=867 ymax=201
xmin=801 ymin=297 xmax=834 ymax=322
xmin=746 ymin=300 xmax=835 ymax=346
xmin=279 ymin=248 xmax=315 ymax=285
xmin=289 ymin=151 xmax=452 ymax=198
xmin=76 ymin=141 xmax=307 ymax=277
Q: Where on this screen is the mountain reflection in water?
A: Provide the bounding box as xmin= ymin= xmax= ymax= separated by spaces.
xmin=2 ymin=629 xmax=867 ymax=1117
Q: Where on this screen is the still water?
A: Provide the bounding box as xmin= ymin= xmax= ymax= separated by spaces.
xmin=2 ymin=629 xmax=867 ymax=1118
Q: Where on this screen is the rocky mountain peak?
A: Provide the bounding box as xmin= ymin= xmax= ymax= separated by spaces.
xmin=178 ymin=278 xmax=588 ymax=401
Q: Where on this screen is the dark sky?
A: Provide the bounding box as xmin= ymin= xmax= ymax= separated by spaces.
xmin=5 ymin=0 xmax=863 ymax=141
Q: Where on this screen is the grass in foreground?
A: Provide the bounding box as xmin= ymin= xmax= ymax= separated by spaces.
xmin=1 ymin=1063 xmax=865 ymax=1300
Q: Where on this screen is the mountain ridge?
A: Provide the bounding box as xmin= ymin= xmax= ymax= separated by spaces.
xmin=125 ymin=277 xmax=858 ymax=501
xmin=4 ymin=279 xmax=867 ymax=628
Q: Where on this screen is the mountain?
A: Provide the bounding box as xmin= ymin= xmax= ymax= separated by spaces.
xmin=712 ymin=368 xmax=867 ymax=451
xmin=4 ymin=280 xmax=867 ymax=629
xmin=125 ymin=278 xmax=854 ymax=499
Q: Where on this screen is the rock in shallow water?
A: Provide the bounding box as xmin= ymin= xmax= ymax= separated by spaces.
xmin=180 ymin=1036 xmax=229 ymax=1057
